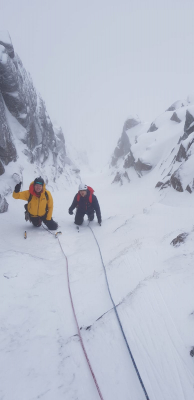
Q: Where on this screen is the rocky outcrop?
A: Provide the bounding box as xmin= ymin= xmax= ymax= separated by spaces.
xmin=0 ymin=92 xmax=17 ymax=169
xmin=190 ymin=347 xmax=194 ymax=357
xmin=170 ymin=232 xmax=188 ymax=247
xmin=0 ymin=195 xmax=8 ymax=213
xmin=134 ymin=159 xmax=152 ymax=174
xmin=111 ymin=117 xmax=140 ymax=166
xmin=176 ymin=144 xmax=187 ymax=162
xmin=123 ymin=118 xmax=140 ymax=130
xmin=123 ymin=151 xmax=135 ymax=168
xmin=111 ymin=115 xmax=154 ymax=183
xmin=170 ymin=170 xmax=183 ymax=192
xmin=167 ymin=105 xmax=176 ymax=112
xmin=164 ymin=109 xmax=194 ymax=193
xmin=170 ymin=112 xmax=181 ymax=123
xmin=183 ymin=110 xmax=194 ymax=138
xmin=111 ymin=171 xmax=130 ymax=185
xmin=186 ymin=184 xmax=192 ymax=193
xmin=111 ymin=131 xmax=130 ymax=166
xmin=147 ymin=122 xmax=158 ymax=133
xmin=155 ymin=181 xmax=163 ymax=188
xmin=0 ymin=32 xmax=69 ymax=175
xmin=166 ymin=100 xmax=187 ymax=112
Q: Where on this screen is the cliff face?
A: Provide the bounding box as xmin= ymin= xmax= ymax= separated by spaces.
xmin=0 ymin=32 xmax=67 ymax=171
xmin=0 ymin=32 xmax=76 ymax=212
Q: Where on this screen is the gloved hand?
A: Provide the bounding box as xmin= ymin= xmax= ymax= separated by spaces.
xmin=68 ymin=208 xmax=73 ymax=215
xmin=98 ymin=220 xmax=102 ymax=226
xmin=14 ymin=182 xmax=22 ymax=193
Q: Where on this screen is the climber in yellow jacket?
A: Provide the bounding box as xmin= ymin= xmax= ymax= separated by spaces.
xmin=13 ymin=177 xmax=58 ymax=230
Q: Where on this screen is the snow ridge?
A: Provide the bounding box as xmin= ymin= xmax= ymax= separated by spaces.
xmin=111 ymin=97 xmax=194 ymax=193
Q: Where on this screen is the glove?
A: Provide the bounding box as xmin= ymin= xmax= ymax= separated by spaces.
xmin=14 ymin=182 xmax=22 ymax=193
xmin=98 ymin=220 xmax=102 ymax=226
xmin=68 ymin=208 xmax=73 ymax=215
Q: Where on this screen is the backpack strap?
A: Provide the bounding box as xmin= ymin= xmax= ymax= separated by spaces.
xmin=28 ymin=191 xmax=49 ymax=202
xmin=88 ymin=192 xmax=93 ymax=203
xmin=77 ymin=193 xmax=81 ymax=202
xmin=24 ymin=193 xmax=32 ymax=216
xmin=28 ymin=193 xmax=32 ymax=203
xmin=45 ymin=191 xmax=49 ymax=213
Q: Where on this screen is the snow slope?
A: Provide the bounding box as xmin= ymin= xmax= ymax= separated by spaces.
xmin=1 ymin=166 xmax=194 ymax=400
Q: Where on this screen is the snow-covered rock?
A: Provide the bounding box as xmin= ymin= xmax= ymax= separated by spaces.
xmin=111 ymin=116 xmax=140 ymax=167
xmin=170 ymin=232 xmax=189 ymax=247
xmin=111 ymin=96 xmax=194 ymax=193
xmin=0 ymin=194 xmax=8 ymax=213
xmin=0 ymin=32 xmax=78 ymax=211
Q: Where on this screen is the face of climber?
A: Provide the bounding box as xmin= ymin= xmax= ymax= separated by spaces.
xmin=34 ymin=184 xmax=43 ymax=193
xmin=80 ymin=190 xmax=87 ymax=197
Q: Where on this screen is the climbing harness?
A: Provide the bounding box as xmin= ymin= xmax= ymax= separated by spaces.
xmin=88 ymin=224 xmax=150 ymax=400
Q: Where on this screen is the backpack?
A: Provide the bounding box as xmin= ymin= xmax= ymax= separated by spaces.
xmin=77 ymin=186 xmax=94 ymax=203
xmin=24 ymin=191 xmax=49 ymax=221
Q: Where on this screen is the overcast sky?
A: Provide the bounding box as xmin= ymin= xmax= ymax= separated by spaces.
xmin=1 ymin=0 xmax=194 ymax=166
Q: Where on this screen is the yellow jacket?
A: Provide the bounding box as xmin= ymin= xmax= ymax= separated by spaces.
xmin=13 ymin=182 xmax=53 ymax=220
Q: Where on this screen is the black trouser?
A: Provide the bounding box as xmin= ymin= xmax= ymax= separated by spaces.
xmin=75 ymin=208 xmax=94 ymax=225
xmin=30 ymin=215 xmax=58 ymax=230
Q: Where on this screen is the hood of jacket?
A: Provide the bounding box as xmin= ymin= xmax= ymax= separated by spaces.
xmin=29 ymin=181 xmax=46 ymax=197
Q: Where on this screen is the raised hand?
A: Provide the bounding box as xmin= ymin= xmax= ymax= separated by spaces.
xmin=14 ymin=182 xmax=22 ymax=193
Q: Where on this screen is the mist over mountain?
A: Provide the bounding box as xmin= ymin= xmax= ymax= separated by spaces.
xmin=111 ymin=96 xmax=194 ymax=193
xmin=0 ymin=31 xmax=78 ymax=213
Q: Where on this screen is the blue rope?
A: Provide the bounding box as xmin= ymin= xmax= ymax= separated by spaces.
xmin=88 ymin=225 xmax=150 ymax=400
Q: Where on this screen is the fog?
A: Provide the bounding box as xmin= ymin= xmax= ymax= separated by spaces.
xmin=2 ymin=0 xmax=194 ymax=166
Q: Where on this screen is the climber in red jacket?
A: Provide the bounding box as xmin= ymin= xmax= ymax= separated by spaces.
xmin=68 ymin=183 xmax=102 ymax=226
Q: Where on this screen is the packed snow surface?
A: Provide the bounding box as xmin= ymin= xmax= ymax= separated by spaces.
xmin=1 ymin=167 xmax=194 ymax=400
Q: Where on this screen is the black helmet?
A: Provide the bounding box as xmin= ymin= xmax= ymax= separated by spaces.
xmin=34 ymin=176 xmax=44 ymax=186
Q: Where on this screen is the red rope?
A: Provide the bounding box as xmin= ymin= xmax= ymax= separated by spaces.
xmin=57 ymin=237 xmax=104 ymax=400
